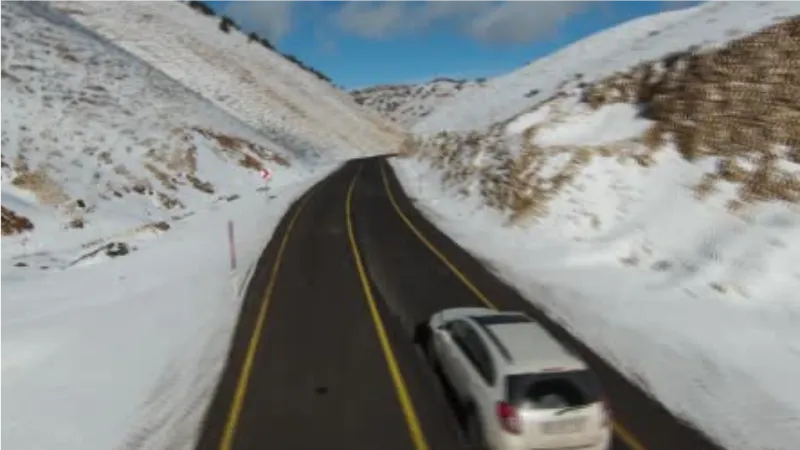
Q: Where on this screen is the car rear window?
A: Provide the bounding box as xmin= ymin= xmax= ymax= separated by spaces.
xmin=505 ymin=370 xmax=601 ymax=409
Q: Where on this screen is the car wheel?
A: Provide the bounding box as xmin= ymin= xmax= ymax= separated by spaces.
xmin=464 ymin=407 xmax=487 ymax=450
xmin=425 ymin=336 xmax=439 ymax=365
xmin=417 ymin=323 xmax=438 ymax=366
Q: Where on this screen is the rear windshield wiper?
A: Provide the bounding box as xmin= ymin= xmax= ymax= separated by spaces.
xmin=554 ymin=404 xmax=590 ymax=415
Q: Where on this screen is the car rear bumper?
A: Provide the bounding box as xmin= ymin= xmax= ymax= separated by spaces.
xmin=499 ymin=427 xmax=612 ymax=450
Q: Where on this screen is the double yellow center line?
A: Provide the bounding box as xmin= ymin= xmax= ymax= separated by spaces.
xmin=218 ymin=161 xmax=647 ymax=450
xmin=218 ymin=166 xmax=430 ymax=450
xmin=344 ymin=166 xmax=430 ymax=450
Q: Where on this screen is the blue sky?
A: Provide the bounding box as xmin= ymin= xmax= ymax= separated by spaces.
xmin=206 ymin=1 xmax=701 ymax=90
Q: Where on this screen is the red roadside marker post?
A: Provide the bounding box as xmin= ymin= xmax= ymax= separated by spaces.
xmin=228 ymin=219 xmax=236 ymax=271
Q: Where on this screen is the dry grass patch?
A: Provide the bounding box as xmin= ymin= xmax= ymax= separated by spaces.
xmin=186 ymin=174 xmax=214 ymax=194
xmin=191 ymin=127 xmax=290 ymax=169
xmin=13 ymin=155 xmax=30 ymax=173
xmin=398 ymin=134 xmax=421 ymax=156
xmin=144 ymin=163 xmax=179 ymax=191
xmin=414 ymin=20 xmax=800 ymax=225
xmin=98 ymin=151 xmax=113 ymax=165
xmin=165 ymin=145 xmax=198 ymax=175
xmin=67 ymin=218 xmax=85 ymax=229
xmin=113 ymin=164 xmax=132 ymax=177
xmin=582 ymin=16 xmax=800 ymax=205
xmin=692 ymin=173 xmax=719 ymax=200
xmin=239 ymin=153 xmax=262 ymax=171
xmin=131 ymin=179 xmax=154 ymax=196
xmin=54 ymin=43 xmax=79 ymax=63
xmin=156 ymin=191 xmax=185 ymax=209
xmin=641 ymin=122 xmax=669 ymax=150
xmin=2 ymin=206 xmax=34 ymax=236
xmin=417 ymin=128 xmax=607 ymax=227
xmin=11 ymin=169 xmax=70 ymax=205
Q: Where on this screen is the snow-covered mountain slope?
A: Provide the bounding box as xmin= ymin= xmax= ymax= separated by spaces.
xmin=351 ymin=78 xmax=485 ymax=128
xmin=50 ymin=1 xmax=405 ymax=158
xmin=1 ymin=0 xmax=318 ymax=266
xmin=1 ymin=3 xmax=341 ymax=450
xmin=392 ymin=3 xmax=800 ymax=450
xmin=414 ymin=1 xmax=800 ymax=135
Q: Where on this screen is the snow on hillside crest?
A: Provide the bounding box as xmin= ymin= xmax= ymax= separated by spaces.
xmin=391 ymin=3 xmax=800 ymax=450
xmin=51 ymin=0 xmax=406 ymax=159
xmin=413 ymin=1 xmax=800 ymax=135
xmin=351 ymin=77 xmax=486 ymax=128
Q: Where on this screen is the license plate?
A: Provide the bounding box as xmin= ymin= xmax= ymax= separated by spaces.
xmin=541 ymin=418 xmax=585 ymax=434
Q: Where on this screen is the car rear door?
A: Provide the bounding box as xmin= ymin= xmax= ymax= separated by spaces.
xmin=506 ymin=370 xmax=609 ymax=449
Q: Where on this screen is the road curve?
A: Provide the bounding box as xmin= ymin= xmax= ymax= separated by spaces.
xmin=195 ymin=157 xmax=724 ymax=450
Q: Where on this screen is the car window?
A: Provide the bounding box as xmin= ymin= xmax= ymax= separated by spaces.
xmin=448 ymin=320 xmax=496 ymax=386
xmin=505 ymin=370 xmax=601 ymax=408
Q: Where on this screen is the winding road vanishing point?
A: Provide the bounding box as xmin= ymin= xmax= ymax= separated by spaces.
xmin=195 ymin=157 xmax=724 ymax=450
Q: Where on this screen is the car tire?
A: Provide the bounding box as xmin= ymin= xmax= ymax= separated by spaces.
xmin=425 ymin=336 xmax=438 ymax=364
xmin=417 ymin=323 xmax=438 ymax=366
xmin=464 ymin=407 xmax=487 ymax=450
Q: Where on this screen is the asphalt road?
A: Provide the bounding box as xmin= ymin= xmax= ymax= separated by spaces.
xmin=195 ymin=157 xmax=724 ymax=450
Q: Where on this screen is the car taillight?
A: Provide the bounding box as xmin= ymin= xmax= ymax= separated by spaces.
xmin=496 ymin=401 xmax=521 ymax=434
xmin=600 ymin=396 xmax=612 ymax=428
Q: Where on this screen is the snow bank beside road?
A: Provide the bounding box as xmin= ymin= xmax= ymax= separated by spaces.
xmin=2 ymin=165 xmax=337 ymax=450
xmin=391 ymin=154 xmax=800 ymax=450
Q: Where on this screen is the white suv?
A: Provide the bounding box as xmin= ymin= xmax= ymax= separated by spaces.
xmin=424 ymin=307 xmax=612 ymax=450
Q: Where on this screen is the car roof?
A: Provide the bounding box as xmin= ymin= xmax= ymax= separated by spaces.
xmin=466 ymin=313 xmax=586 ymax=374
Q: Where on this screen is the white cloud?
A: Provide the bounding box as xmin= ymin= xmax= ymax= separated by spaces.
xmin=334 ymin=2 xmax=410 ymax=39
xmin=223 ymin=1 xmax=294 ymax=42
xmin=467 ymin=2 xmax=588 ymax=43
xmin=332 ymin=1 xmax=589 ymax=44
xmin=660 ymin=1 xmax=701 ymax=12
xmin=407 ymin=1 xmax=493 ymax=27
xmin=226 ymin=0 xmax=688 ymax=43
